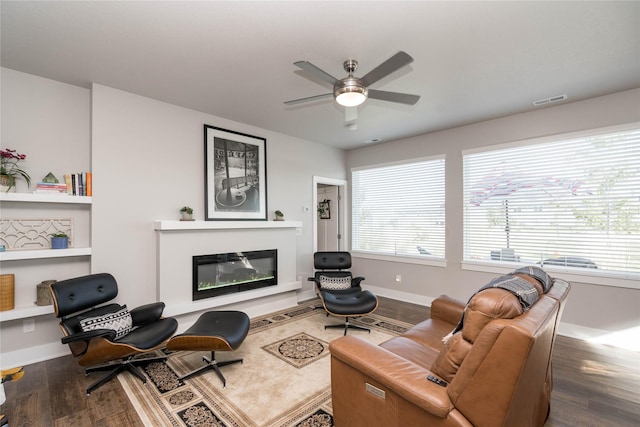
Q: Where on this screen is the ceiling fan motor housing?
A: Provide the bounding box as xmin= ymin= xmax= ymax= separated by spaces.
xmin=334 ymin=59 xmax=368 ymax=106
xmin=334 ymin=77 xmax=368 ymax=102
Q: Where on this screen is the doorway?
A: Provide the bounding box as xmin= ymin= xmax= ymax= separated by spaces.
xmin=313 ymin=176 xmax=347 ymax=253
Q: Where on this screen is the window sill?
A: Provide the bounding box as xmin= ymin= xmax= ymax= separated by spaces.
xmin=352 ymin=251 xmax=447 ymax=268
xmin=461 ymin=261 xmax=639 ymax=290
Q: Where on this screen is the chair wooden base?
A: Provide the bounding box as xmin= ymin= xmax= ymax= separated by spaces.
xmin=84 ymin=354 xmax=167 ymax=395
xmin=177 ymin=351 xmax=243 ymax=387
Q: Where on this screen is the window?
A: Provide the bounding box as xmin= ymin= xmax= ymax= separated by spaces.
xmin=352 ymin=156 xmax=445 ymax=260
xmin=463 ymin=125 xmax=640 ymax=278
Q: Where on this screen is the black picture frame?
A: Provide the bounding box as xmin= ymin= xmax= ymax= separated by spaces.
xmin=318 ymin=200 xmax=331 ymax=219
xmin=204 ymin=125 xmax=267 ymax=220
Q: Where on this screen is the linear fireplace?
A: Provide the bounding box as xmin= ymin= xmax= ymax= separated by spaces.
xmin=193 ymin=249 xmax=277 ymax=301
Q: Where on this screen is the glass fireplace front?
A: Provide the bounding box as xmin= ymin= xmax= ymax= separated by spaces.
xmin=192 ymin=249 xmax=277 ymax=300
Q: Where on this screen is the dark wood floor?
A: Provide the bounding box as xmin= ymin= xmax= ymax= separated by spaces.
xmin=2 ymin=296 xmax=639 ymax=426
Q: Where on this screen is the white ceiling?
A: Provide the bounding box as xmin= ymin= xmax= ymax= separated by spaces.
xmin=2 ymin=1 xmax=639 ymax=150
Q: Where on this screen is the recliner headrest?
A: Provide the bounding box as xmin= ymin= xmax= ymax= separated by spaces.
xmin=314 ymin=251 xmax=352 ymax=270
xmin=50 ymin=273 xmax=118 ymax=318
xmin=462 ymin=288 xmax=523 ymax=343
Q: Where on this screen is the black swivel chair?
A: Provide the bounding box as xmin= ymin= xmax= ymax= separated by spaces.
xmin=49 ymin=273 xmax=178 ymax=395
xmin=309 ymin=251 xmax=378 ymax=335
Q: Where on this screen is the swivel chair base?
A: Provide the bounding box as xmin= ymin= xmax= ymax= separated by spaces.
xmin=325 ymin=317 xmax=371 ymax=336
xmin=178 ymin=351 xmax=243 ymax=387
xmin=84 ymin=353 xmax=167 ymax=395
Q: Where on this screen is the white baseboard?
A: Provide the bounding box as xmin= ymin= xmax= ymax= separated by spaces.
xmin=1 ymin=342 xmax=70 ymax=369
xmin=365 ymin=284 xmax=433 ymax=308
xmin=296 ymin=289 xmax=318 ymax=303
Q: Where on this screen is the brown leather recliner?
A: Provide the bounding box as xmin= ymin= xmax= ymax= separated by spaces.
xmin=329 ymin=271 xmax=570 ymax=427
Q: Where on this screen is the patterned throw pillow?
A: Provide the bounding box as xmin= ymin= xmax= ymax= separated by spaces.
xmin=79 ymin=305 xmax=133 ymax=339
xmin=319 ymin=275 xmax=352 ymax=290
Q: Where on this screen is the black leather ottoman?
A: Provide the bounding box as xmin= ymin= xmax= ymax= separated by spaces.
xmin=166 ymin=310 xmax=250 ymax=386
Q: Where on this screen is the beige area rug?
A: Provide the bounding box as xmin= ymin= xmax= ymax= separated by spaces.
xmin=119 ymin=302 xmax=414 ymax=427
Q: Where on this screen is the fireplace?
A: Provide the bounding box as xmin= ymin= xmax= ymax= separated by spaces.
xmin=193 ymin=249 xmax=277 ymax=301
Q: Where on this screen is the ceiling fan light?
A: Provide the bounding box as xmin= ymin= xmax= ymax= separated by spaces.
xmin=336 ymin=91 xmax=366 ymax=107
xmin=335 ymin=80 xmax=368 ymax=107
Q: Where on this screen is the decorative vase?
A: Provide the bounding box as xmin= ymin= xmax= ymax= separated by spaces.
xmin=0 ymin=274 xmax=15 ymax=311
xmin=51 ymin=237 xmax=69 ymax=249
xmin=180 ymin=212 xmax=194 ymax=221
xmin=0 ymin=174 xmax=15 ymax=193
xmin=36 ymin=280 xmax=56 ymax=306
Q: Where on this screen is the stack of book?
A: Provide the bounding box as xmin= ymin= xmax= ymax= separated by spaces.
xmin=34 ymin=182 xmax=69 ymax=194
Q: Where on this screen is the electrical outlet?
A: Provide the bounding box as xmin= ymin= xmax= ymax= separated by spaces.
xmin=23 ymin=318 xmax=35 ymax=333
xmin=395 ymin=274 xmax=402 ymax=283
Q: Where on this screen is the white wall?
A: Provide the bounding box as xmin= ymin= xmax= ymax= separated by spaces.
xmin=90 ymin=84 xmax=346 ymax=309
xmin=0 ymin=70 xmax=346 ymax=366
xmin=346 ymin=88 xmax=640 ymax=339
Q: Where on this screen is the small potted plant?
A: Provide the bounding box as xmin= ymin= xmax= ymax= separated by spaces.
xmin=274 ymin=210 xmax=284 ymax=221
xmin=50 ymin=232 xmax=69 ymax=249
xmin=180 ymin=206 xmax=194 ymax=221
xmin=1 ymin=148 xmax=31 ymax=192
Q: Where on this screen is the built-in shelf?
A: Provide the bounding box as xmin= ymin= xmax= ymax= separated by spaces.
xmin=0 ymin=247 xmax=92 ymax=261
xmin=154 ymin=220 xmax=303 ymax=231
xmin=0 ymin=192 xmax=91 ymax=204
xmin=0 ymin=304 xmax=55 ymax=322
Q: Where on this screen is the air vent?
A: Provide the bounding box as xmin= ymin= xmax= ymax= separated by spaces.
xmin=533 ymin=94 xmax=568 ymax=106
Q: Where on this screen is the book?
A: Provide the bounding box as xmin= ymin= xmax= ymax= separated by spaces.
xmin=65 ymin=174 xmax=72 ymax=195
xmin=86 ymin=172 xmax=92 ymax=196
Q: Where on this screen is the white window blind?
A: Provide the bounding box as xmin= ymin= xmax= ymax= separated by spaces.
xmin=463 ymin=126 xmax=640 ymax=275
xmin=352 ymin=157 xmax=445 ymax=258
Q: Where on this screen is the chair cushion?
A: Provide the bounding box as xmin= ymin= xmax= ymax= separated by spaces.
xmin=79 ymin=305 xmax=133 ymax=339
xmin=319 ymin=275 xmax=352 ymax=290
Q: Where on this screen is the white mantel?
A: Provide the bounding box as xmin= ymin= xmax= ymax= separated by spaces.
xmin=154 ymin=220 xmax=303 ymax=231
xmin=154 ymin=220 xmax=303 ymax=316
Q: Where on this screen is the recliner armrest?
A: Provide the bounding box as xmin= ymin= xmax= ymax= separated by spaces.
xmin=330 ymin=335 xmax=453 ymax=418
xmin=130 ymin=302 xmax=166 ymax=326
xmin=430 ymin=295 xmax=465 ymax=325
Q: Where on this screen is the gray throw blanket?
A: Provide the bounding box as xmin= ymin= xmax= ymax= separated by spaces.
xmin=513 ymin=266 xmax=553 ymax=293
xmin=443 ymin=273 xmax=540 ymax=342
xmin=479 ymin=274 xmax=539 ymax=309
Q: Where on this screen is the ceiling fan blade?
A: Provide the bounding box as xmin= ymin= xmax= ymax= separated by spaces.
xmin=368 ymin=89 xmax=420 ymax=105
xmin=283 ymin=93 xmax=333 ymax=105
xmin=360 ymin=51 xmax=414 ymax=87
xmin=294 ymin=61 xmax=340 ymax=86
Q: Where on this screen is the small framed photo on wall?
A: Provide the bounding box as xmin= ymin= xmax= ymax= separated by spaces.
xmin=318 ymin=199 xmax=330 ymax=219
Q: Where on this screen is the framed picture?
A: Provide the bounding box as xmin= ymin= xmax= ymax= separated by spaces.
xmin=204 ymin=125 xmax=267 ymax=220
xmin=318 ymin=199 xmax=331 ymax=219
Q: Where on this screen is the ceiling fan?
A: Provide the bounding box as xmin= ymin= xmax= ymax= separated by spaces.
xmin=284 ymin=51 xmax=421 ymax=109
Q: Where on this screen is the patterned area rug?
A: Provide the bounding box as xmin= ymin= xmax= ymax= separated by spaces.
xmin=119 ymin=302 xmax=414 ymax=427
